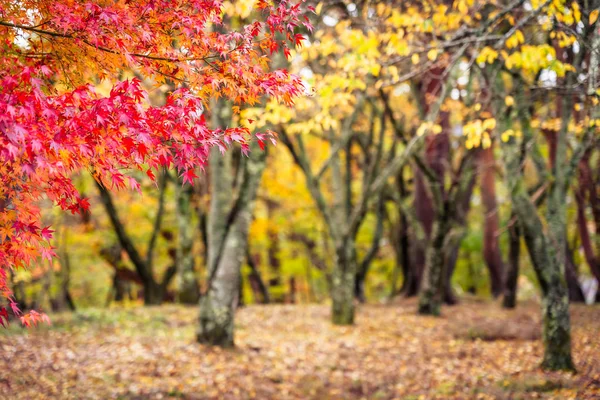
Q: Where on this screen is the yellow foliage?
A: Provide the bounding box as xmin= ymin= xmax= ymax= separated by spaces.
xmin=476 ymin=47 xmax=499 ymax=64
xmin=590 ymin=9 xmax=599 ymax=25
xmin=411 ymin=53 xmax=420 ymax=65
xmin=427 ymin=49 xmax=438 ymax=61
xmin=417 ymin=122 xmax=443 ymax=136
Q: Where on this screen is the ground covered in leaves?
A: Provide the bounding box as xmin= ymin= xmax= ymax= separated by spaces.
xmin=0 ymin=300 xmax=598 ymax=399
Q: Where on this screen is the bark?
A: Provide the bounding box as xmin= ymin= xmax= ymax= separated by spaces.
xmin=443 ymin=164 xmax=476 ymax=305
xmin=54 ymin=244 xmax=76 ymax=311
xmin=516 ymin=195 xmax=574 ymax=370
xmin=266 ymin=200 xmax=284 ymax=302
xmin=50 ymin=227 xmax=76 ymax=312
xmin=565 ymin=243 xmax=585 ymax=303
xmin=197 ymin=109 xmax=267 ymax=346
xmin=331 ymin=243 xmax=357 ymax=325
xmin=176 ymin=180 xmax=200 ymax=304
xmin=418 ymin=202 xmax=450 ymax=316
xmin=354 ymin=195 xmax=385 ymax=302
xmin=246 ymin=247 xmax=270 ymax=304
xmin=502 ymin=214 xmax=520 ymax=308
xmin=478 ymin=146 xmax=505 ymax=297
xmin=499 ymin=79 xmax=575 ymax=371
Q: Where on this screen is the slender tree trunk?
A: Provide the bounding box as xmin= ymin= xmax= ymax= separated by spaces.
xmin=503 ymin=215 xmax=520 ymax=308
xmin=96 ymin=173 xmax=173 ymax=306
xmin=389 ymin=168 xmax=413 ymax=298
xmin=418 ymin=204 xmax=450 ymax=316
xmin=479 ymin=146 xmax=505 ymax=297
xmin=443 ymin=243 xmax=460 ymax=305
xmin=500 ymin=95 xmax=575 ymax=370
xmin=198 ymin=220 xmax=245 ymax=346
xmin=197 ymin=133 xmax=266 ymax=346
xmin=354 ymin=268 xmax=367 ymax=303
xmin=565 ymin=242 xmax=585 ymax=302
xmin=512 ymin=191 xmax=574 ymax=370
xmin=144 ymin=282 xmax=165 ymax=305
xmin=331 ymin=242 xmax=357 ymax=325
xmin=246 ymin=247 xmax=270 ymax=304
xmin=266 ymin=200 xmax=284 ymax=302
xmin=176 ymin=180 xmax=200 ymax=304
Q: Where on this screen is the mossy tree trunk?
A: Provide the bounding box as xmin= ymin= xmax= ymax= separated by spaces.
xmin=280 ymin=98 xmax=390 ymax=326
xmin=418 ymin=202 xmax=450 ymax=316
xmin=331 ymin=242 xmax=357 ymax=325
xmin=495 ymin=71 xmax=584 ymax=370
xmin=197 ymin=101 xmax=266 ymax=346
xmin=513 ymin=189 xmax=574 ymax=371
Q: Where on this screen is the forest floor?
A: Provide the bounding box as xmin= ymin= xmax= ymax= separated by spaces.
xmin=0 ymin=299 xmax=598 ymax=399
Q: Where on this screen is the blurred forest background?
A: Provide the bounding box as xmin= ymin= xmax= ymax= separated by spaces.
xmin=2 ymin=0 xmax=600 ymax=398
xmin=13 ymin=0 xmax=599 ymax=317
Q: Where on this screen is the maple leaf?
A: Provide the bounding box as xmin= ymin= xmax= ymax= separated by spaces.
xmin=40 ymin=227 xmax=54 ymax=241
xmin=181 ymin=169 xmax=198 ymax=186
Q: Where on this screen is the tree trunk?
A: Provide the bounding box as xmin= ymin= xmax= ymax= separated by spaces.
xmin=565 ymin=243 xmax=585 ymax=302
xmin=418 ymin=205 xmax=450 ymax=316
xmin=266 ymin=200 xmax=284 ymax=302
xmin=502 ymin=214 xmax=520 ymax=308
xmin=443 ymin=243 xmax=460 ymax=305
xmin=331 ymin=243 xmax=356 ymax=325
xmin=513 ymin=192 xmax=574 ymax=370
xmin=198 ymin=193 xmax=255 ymax=346
xmin=96 ymin=174 xmax=172 ymax=306
xmin=197 ymin=125 xmax=266 ymax=346
xmin=246 ymin=247 xmax=270 ymax=304
xmin=144 ymin=281 xmax=165 ymax=305
xmin=176 ymin=180 xmax=200 ymax=304
xmin=498 ymin=73 xmax=575 ymax=371
xmin=479 ymin=146 xmax=505 ymax=297
xmin=354 ymin=268 xmax=367 ymax=303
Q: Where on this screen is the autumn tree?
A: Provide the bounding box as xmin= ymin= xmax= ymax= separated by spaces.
xmin=455 ymin=0 xmax=599 ymax=370
xmin=197 ymin=98 xmax=268 ymax=346
xmin=0 ymin=0 xmax=307 ymax=325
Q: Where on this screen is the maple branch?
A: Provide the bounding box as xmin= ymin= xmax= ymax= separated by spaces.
xmin=0 ymin=20 xmax=223 ymax=65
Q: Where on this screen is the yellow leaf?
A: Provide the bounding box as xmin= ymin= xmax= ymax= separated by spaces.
xmin=432 ymin=124 xmax=443 ymax=134
xmin=427 ymin=49 xmax=438 ymax=61
xmin=590 ymin=9 xmax=599 ymax=25
xmin=411 ymin=53 xmax=420 ymax=65
xmin=315 ymin=2 xmax=323 ymax=14
xmin=370 ymin=64 xmax=381 ymax=77
xmin=501 ymin=129 xmax=514 ymax=142
xmin=482 ymin=132 xmax=491 ymax=148
xmin=572 ymin=2 xmax=581 ymax=23
xmin=483 ymin=118 xmax=496 ymax=131
xmin=505 ymin=96 xmax=514 ymax=107
xmin=506 ymin=30 xmax=524 ymax=49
